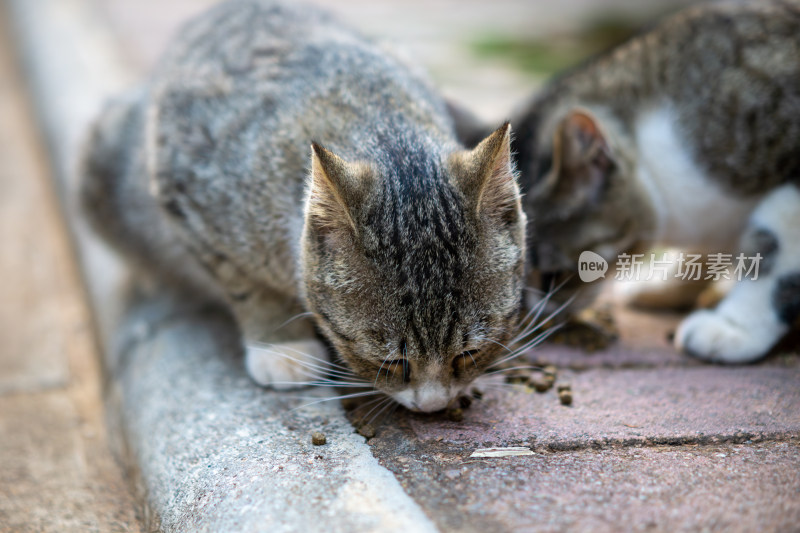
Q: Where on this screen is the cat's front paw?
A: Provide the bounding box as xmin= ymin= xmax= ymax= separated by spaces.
xmin=245 ymin=340 xmax=329 ymax=390
xmin=675 ymin=309 xmax=769 ymax=364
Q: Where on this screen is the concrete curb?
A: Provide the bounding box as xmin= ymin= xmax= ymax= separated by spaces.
xmin=7 ymin=0 xmax=437 ymax=530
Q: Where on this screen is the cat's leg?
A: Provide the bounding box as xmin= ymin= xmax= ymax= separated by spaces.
xmin=234 ymin=291 xmax=333 ymax=390
xmin=245 ymin=339 xmax=330 ymax=390
xmin=675 ymin=184 xmax=800 ymax=363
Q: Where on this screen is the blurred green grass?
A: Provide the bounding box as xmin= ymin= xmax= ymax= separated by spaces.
xmin=469 ymin=3 xmax=699 ymax=78
xmin=470 ymin=14 xmax=640 ymax=77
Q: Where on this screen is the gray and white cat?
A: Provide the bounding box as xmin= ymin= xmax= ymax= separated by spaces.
xmin=81 ymin=0 xmax=527 ymax=412
xmin=509 ymin=0 xmax=800 ymax=363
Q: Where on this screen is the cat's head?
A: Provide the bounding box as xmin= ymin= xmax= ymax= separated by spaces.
xmin=519 ymin=107 xmax=652 ymax=311
xmin=300 ymin=124 xmax=526 ymax=412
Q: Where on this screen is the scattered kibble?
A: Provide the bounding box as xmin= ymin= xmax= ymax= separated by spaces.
xmin=557 ymin=383 xmax=571 ymax=393
xmin=311 ymin=432 xmax=327 ymax=445
xmin=357 ymin=423 xmax=376 ymax=439
xmin=446 ymin=408 xmax=464 ymax=422
xmin=558 ymin=389 xmax=573 ymax=406
xmin=530 ymin=378 xmax=552 ymax=393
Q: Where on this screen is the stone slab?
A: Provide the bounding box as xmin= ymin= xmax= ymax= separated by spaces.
xmin=369 ymin=440 xmax=800 ymax=533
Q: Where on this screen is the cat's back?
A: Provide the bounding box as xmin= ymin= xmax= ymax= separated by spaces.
xmin=653 ymin=0 xmax=800 ymax=193
xmin=545 ymin=0 xmax=799 ymax=108
xmin=138 ymin=0 xmax=457 ymax=297
xmin=148 ymin=0 xmax=454 ymax=207
xmin=542 ymin=0 xmax=800 ymax=194
xmin=150 ymin=0 xmax=452 ymax=152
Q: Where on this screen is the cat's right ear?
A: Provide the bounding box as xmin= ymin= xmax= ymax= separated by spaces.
xmin=542 ymin=108 xmax=616 ymax=210
xmin=307 ymin=143 xmax=373 ymax=237
xmin=450 ymin=122 xmax=522 ymax=225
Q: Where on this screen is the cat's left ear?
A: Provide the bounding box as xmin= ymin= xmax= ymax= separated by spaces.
xmin=451 ymin=122 xmax=522 ymax=224
xmin=306 ymin=143 xmax=374 ymax=238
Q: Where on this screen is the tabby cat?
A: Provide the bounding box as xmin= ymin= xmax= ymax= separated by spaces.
xmin=510 ymin=0 xmax=800 ymax=363
xmin=81 ymin=0 xmax=527 ymax=412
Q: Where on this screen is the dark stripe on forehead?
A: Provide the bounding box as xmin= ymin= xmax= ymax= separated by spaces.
xmin=409 ymin=317 xmax=428 ymax=355
xmin=359 ymin=125 xmax=481 ymax=355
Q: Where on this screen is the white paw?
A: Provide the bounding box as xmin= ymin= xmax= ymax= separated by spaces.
xmin=245 ymin=340 xmax=329 ymax=390
xmin=675 ymin=310 xmax=772 ymax=364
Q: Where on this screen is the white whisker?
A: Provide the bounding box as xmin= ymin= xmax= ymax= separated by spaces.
xmin=249 ymin=340 xmax=353 ymax=373
xmin=249 ymin=345 xmax=360 ymax=380
xmin=274 ymin=311 xmax=314 ymax=331
xmin=291 ymin=390 xmax=383 ymax=410
xmin=482 ymin=337 xmax=515 ymax=355
xmin=362 ymin=397 xmax=394 ymax=425
xmin=375 ymin=348 xmax=399 ymax=388
xmin=512 ymin=275 xmax=574 ymax=344
xmin=488 ymin=323 xmax=563 ymax=369
xmin=369 ymin=400 xmax=400 ymax=427
xmin=484 ymin=364 xmax=545 ymax=376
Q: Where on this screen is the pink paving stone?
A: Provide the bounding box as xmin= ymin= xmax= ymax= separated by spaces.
xmin=405 ymin=366 xmax=800 ymax=448
xmin=369 ymin=441 xmax=800 ymax=533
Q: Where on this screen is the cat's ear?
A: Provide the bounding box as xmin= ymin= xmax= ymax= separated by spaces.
xmin=452 ymin=122 xmax=521 ymax=223
xmin=545 ymin=108 xmax=616 ymax=209
xmin=307 ymin=143 xmax=373 ymax=236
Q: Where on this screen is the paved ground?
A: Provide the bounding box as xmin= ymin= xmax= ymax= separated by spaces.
xmin=3 ymin=0 xmax=799 ymax=531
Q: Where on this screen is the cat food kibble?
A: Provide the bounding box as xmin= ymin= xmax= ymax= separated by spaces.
xmin=311 ymin=432 xmax=327 ymax=445
xmin=357 ymin=424 xmax=376 ymax=439
xmin=531 ymin=378 xmax=552 ymax=393
xmin=558 ymin=389 xmax=573 ymax=406
xmin=446 ymin=408 xmax=464 ymax=422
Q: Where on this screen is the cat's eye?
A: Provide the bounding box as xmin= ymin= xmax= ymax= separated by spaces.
xmin=379 ymin=359 xmax=411 ymax=383
xmin=452 ymin=350 xmax=480 ymax=377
